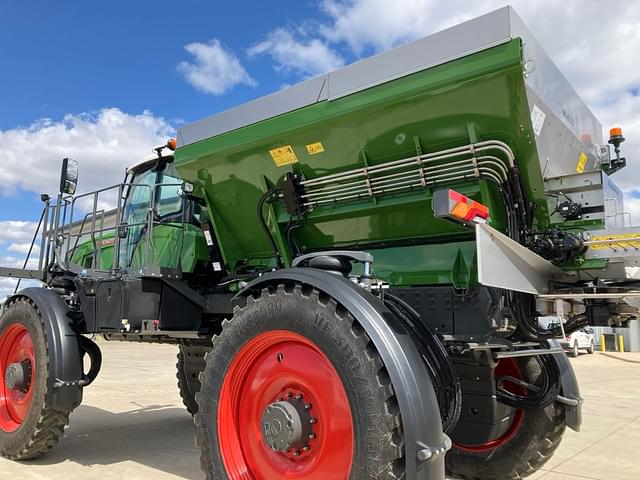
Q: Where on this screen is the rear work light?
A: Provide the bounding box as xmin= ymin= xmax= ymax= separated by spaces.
xmin=433 ymin=189 xmax=490 ymax=224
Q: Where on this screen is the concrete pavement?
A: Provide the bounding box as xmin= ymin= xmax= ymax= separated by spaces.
xmin=0 ymin=342 xmax=638 ymax=479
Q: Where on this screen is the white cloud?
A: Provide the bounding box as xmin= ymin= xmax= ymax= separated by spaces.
xmin=0 ymin=277 xmax=40 ymax=303
xmin=320 ymin=0 xmax=441 ymax=54
xmin=0 ymin=221 xmax=38 ymax=245
xmin=248 ymin=28 xmax=344 ymax=78
xmin=0 ymin=277 xmax=19 ymax=303
xmin=8 ymin=242 xmax=38 ymax=254
xmin=1 ymin=255 xmax=28 ymax=268
xmin=0 ymin=108 xmax=174 ymax=199
xmin=178 ymin=39 xmax=256 ymax=95
xmin=0 ymin=224 xmax=40 ymax=300
xmin=593 ymin=92 xmax=640 ymax=190
xmin=595 ymin=91 xmax=640 ymax=225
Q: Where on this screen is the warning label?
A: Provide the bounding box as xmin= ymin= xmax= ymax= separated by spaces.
xmin=269 ymin=145 xmax=298 ymax=167
xmin=531 ymin=104 xmax=546 ymax=136
xmin=576 ymin=152 xmax=588 ymax=173
xmin=306 ymin=141 xmax=325 ymax=155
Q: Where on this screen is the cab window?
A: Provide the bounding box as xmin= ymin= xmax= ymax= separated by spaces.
xmin=156 ymin=164 xmax=183 ymax=219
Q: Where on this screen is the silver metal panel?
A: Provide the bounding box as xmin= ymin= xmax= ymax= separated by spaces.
xmin=0 ymin=268 xmax=44 ymax=280
xmin=177 ymin=76 xmax=329 ymax=147
xmin=326 ymin=7 xmax=512 ymax=100
xmin=602 ymin=173 xmax=626 ymax=228
xmin=178 ymin=7 xmax=518 ymax=147
xmin=510 ymin=10 xmax=603 ymax=147
xmin=538 ymin=292 xmax=640 ymax=300
xmin=526 ymin=88 xmax=601 ymax=180
xmin=544 ymin=171 xmax=602 ymax=191
xmin=476 ymin=223 xmax=571 ymax=294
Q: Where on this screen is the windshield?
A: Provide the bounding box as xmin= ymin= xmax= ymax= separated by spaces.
xmin=118 ymin=161 xmax=184 ymax=269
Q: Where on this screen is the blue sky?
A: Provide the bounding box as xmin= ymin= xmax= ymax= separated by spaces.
xmin=0 ymin=1 xmax=324 ymax=225
xmin=1 ymin=0 xmax=639 ymax=298
xmin=0 ymin=1 xmax=317 ymax=131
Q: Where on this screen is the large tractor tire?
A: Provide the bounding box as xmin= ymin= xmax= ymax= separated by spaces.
xmin=195 ymin=284 xmax=405 ymax=479
xmin=0 ymin=298 xmax=71 ymax=460
xmin=176 ymin=343 xmax=210 ymax=416
xmin=446 ymin=356 xmax=566 ymax=480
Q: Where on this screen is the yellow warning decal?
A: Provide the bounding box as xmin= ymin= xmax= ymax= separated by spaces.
xmin=269 ymin=145 xmax=298 ymax=167
xmin=590 ymin=233 xmax=640 ymax=250
xmin=576 ymin=152 xmax=588 ymax=173
xmin=306 ymin=141 xmax=325 ymax=155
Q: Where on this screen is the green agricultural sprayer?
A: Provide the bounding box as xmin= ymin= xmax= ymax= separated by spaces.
xmin=1 ymin=7 xmax=638 ymax=479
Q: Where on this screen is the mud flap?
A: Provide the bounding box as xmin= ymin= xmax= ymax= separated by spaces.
xmin=238 ymin=268 xmax=448 ymax=480
xmin=9 ymin=288 xmax=84 ymax=411
xmin=549 ymin=339 xmax=583 ymax=431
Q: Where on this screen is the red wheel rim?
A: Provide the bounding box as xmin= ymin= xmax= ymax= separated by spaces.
xmin=454 ymin=358 xmax=525 ymax=452
xmin=218 ymin=330 xmax=354 ymax=480
xmin=0 ymin=324 xmax=36 ymax=433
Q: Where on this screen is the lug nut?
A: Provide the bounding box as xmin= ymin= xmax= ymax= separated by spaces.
xmin=417 ymin=448 xmax=433 ymax=461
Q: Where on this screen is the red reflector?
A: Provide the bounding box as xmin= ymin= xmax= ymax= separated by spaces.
xmin=433 ymin=189 xmax=490 ymax=223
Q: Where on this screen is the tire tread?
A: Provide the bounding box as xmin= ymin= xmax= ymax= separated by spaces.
xmin=0 ymin=297 xmax=71 ymax=460
xmin=194 ymin=283 xmax=406 ymax=479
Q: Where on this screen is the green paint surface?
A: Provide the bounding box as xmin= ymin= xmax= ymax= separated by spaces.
xmin=170 ymin=40 xmax=558 ymax=285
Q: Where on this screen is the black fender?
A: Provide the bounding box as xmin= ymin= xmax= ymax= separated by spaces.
xmin=8 ymin=288 xmax=84 ymax=411
xmin=549 ymin=339 xmax=583 ymax=431
xmin=238 ymin=268 xmax=448 ymax=480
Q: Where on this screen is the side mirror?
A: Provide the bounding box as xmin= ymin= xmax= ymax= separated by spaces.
xmin=117 ymin=223 xmax=129 ymax=239
xmin=59 ymin=158 xmax=79 ymax=195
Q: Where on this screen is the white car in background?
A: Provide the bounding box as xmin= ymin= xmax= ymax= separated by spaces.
xmin=559 ymin=327 xmax=596 ymax=357
xmin=539 ymin=317 xmax=596 ymax=357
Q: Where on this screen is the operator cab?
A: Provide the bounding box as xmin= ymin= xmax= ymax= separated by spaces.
xmin=66 ymin=139 xmax=218 ymax=279
xmin=117 ymin=142 xmax=205 ymax=274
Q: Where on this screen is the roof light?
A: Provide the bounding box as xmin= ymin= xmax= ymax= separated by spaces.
xmin=433 ymin=189 xmax=490 ymax=224
xmin=609 ymin=127 xmax=623 ymax=140
xmin=167 ymin=138 xmax=177 ymax=151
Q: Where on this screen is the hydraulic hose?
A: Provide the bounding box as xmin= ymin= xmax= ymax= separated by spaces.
xmin=257 ymin=187 xmax=284 ymax=268
xmin=383 ymin=292 xmax=462 ymax=435
xmin=496 ymin=352 xmax=561 ymax=410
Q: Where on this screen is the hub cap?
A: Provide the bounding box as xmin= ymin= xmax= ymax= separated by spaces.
xmin=0 ymin=324 xmax=36 ymax=432
xmin=261 ymin=396 xmax=313 ymax=453
xmin=5 ymin=361 xmax=31 ymax=392
xmin=218 ymin=330 xmax=354 ymax=479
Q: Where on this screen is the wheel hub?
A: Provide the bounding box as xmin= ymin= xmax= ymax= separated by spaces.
xmin=217 ymin=330 xmax=354 ymax=478
xmin=261 ymin=394 xmax=314 ymax=453
xmin=0 ymin=323 xmax=37 ymax=433
xmin=5 ymin=361 xmax=31 ymax=393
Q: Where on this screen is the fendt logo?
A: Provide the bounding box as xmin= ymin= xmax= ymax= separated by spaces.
xmin=263 ymin=419 xmax=283 ymax=437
